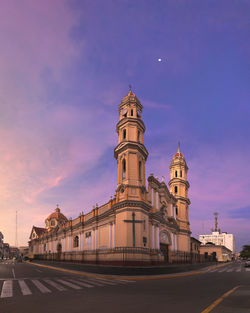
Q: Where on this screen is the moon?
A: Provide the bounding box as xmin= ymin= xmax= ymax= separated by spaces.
xmin=158 ymin=58 xmax=162 ymax=62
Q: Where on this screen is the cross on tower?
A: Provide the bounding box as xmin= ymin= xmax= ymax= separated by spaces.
xmin=124 ymin=212 xmax=143 ymax=247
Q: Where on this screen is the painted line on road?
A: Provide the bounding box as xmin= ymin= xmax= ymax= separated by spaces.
xmin=12 ymin=269 xmax=16 ymax=279
xmin=1 ymin=280 xmax=13 ymax=298
xmin=201 ymin=285 xmax=242 ymax=313
xmin=25 ymin=261 xmax=203 ymax=281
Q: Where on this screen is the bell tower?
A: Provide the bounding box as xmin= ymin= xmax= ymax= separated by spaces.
xmin=169 ymin=143 xmax=191 ymax=252
xmin=114 ymin=88 xmax=148 ymax=202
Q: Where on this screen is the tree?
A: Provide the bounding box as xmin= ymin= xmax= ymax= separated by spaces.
xmin=240 ymin=245 xmax=250 ymax=258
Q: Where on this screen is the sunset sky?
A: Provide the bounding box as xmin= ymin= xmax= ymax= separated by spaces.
xmin=0 ymin=0 xmax=249 ymax=251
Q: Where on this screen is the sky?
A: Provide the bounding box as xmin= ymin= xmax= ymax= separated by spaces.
xmin=0 ymin=0 xmax=249 ymax=252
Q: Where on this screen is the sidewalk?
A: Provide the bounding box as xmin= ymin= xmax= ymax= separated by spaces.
xmin=29 ymin=260 xmax=222 ymax=276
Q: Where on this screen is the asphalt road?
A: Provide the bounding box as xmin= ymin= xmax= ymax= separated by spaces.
xmin=0 ymin=259 xmax=250 ymax=313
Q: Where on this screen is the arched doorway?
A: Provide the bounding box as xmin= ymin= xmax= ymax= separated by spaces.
xmin=160 ymin=230 xmax=171 ymax=263
xmin=57 ymin=243 xmax=62 ymax=260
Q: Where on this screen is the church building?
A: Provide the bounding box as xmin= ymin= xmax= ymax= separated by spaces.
xmin=29 ymin=89 xmax=192 ymax=265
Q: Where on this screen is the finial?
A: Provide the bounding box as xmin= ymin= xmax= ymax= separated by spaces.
xmin=129 ymin=84 xmax=132 ymax=91
xmin=56 ymin=204 xmax=60 ymax=212
xmin=178 ymin=141 xmax=180 ymax=152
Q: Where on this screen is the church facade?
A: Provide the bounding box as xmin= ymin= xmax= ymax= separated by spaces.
xmin=29 ymin=90 xmax=192 ymax=265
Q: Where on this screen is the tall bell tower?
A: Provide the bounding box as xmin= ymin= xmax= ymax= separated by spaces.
xmin=114 ymin=88 xmax=148 ymax=202
xmin=169 ymin=143 xmax=191 ymax=252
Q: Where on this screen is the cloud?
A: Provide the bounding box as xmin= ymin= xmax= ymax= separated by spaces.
xmin=227 ymin=206 xmax=250 ymax=220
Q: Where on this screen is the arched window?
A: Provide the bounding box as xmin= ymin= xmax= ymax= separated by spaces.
xmin=138 ymin=130 xmax=141 ymax=142
xmin=73 ymin=236 xmax=79 ymax=248
xmin=180 ymin=170 xmax=182 ymax=177
xmin=176 ymin=206 xmax=178 ymax=216
xmin=122 ymin=159 xmax=126 ymax=180
xmin=139 ymin=161 xmax=142 ymax=180
xmin=123 ymin=129 xmax=126 ymax=140
xmin=174 ymin=186 xmax=178 ymax=193
xmin=131 ymin=109 xmax=133 ymax=116
xmin=175 ymin=170 xmax=178 ymax=177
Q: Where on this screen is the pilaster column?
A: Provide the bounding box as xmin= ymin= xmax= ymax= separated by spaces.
xmin=109 ymin=223 xmax=112 ymax=248
xmin=151 ymin=224 xmax=155 ymax=249
xmin=156 ymin=225 xmax=160 ymax=250
xmin=112 ymin=223 xmax=115 ymax=248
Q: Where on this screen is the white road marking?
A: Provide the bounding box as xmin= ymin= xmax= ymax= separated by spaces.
xmin=245 ymin=268 xmax=250 ymax=271
xmin=236 ymin=267 xmax=241 ymax=272
xmin=35 ymin=269 xmax=42 ymax=273
xmin=18 ymin=280 xmax=32 ymax=296
xmin=31 ymin=280 xmax=51 ymax=293
xmin=227 ymin=268 xmax=234 ymax=272
xmin=44 ymin=279 xmax=67 ymax=291
xmin=67 ymin=279 xmax=94 ymax=288
xmin=56 ymin=279 xmax=82 ymax=290
xmin=1 ymin=280 xmax=13 ymax=298
xmin=78 ymin=278 xmax=105 ymax=287
xmin=12 ymin=269 xmax=16 ymax=279
xmin=218 ymin=267 xmax=228 ymax=272
xmin=90 ymin=278 xmax=117 ymax=285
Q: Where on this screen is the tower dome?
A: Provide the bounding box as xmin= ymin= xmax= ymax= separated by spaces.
xmin=45 ymin=206 xmax=68 ymax=230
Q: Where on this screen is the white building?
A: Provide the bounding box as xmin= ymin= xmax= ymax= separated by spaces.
xmin=199 ymin=231 xmax=235 ymax=254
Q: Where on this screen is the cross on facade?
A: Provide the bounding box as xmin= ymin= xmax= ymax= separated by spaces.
xmin=124 ymin=212 xmax=143 ymax=247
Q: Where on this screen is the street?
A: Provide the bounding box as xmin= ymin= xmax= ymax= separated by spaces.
xmin=0 ymin=260 xmax=250 ymax=313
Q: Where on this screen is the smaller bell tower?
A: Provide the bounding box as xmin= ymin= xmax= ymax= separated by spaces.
xmin=169 ymin=143 xmax=191 ymax=252
xmin=114 ymin=88 xmax=148 ymax=202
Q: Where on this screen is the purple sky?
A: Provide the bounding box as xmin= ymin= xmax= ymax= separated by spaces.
xmin=0 ymin=0 xmax=249 ymax=251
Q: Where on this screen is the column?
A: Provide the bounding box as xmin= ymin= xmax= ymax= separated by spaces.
xmin=69 ymin=236 xmax=72 ymax=252
xmin=156 ymin=226 xmax=160 ymax=250
xmin=156 ymin=192 xmax=159 ymax=210
xmin=92 ymin=229 xmax=95 ymax=250
xmin=112 ymin=223 xmax=115 ymax=248
xmin=151 ymin=224 xmax=155 ymax=249
xmin=151 ymin=189 xmax=154 ymax=206
xmin=109 ymin=223 xmax=112 ymax=248
xmin=81 ymin=232 xmax=84 ymax=250
xmin=95 ymin=228 xmax=98 ymax=250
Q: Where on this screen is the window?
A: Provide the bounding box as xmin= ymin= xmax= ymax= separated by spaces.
xmin=138 ymin=130 xmax=141 ymax=142
xmin=50 ymin=220 xmax=55 ymax=226
xmin=180 ymin=170 xmax=182 ymax=177
xmin=174 ymin=186 xmax=178 ymax=193
xmin=176 ymin=206 xmax=178 ymax=216
xmin=131 ymin=109 xmax=133 ymax=116
xmin=122 ymin=159 xmax=126 ymax=180
xmin=43 ymin=244 xmax=46 ymax=252
xmin=73 ymin=236 xmax=79 ymax=248
xmin=175 ymin=170 xmax=178 ymax=177
xmin=139 ymin=161 xmax=142 ymax=180
xmin=123 ymin=129 xmax=126 ymax=140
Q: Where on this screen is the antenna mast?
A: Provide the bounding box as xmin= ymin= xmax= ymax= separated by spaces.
xmin=213 ymin=212 xmax=219 ymax=232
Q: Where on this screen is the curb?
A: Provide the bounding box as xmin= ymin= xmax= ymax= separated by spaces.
xmin=26 ymin=261 xmax=205 ymax=281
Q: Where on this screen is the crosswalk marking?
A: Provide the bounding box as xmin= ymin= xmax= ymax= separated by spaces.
xmin=56 ymin=279 xmax=82 ymax=290
xmin=236 ymin=267 xmax=241 ymax=272
xmin=79 ymin=278 xmax=105 ymax=287
xmin=44 ymin=279 xmax=67 ymax=291
xmin=227 ymin=268 xmax=234 ymax=272
xmin=31 ymin=279 xmax=51 ymax=293
xmin=18 ymin=280 xmax=32 ymax=296
xmin=218 ymin=267 xmax=228 ymax=272
xmin=91 ymin=278 xmax=117 ymax=285
xmin=67 ymin=279 xmax=94 ymax=288
xmin=0 ymin=276 xmax=135 ymax=299
xmin=1 ymin=280 xmax=13 ymax=298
